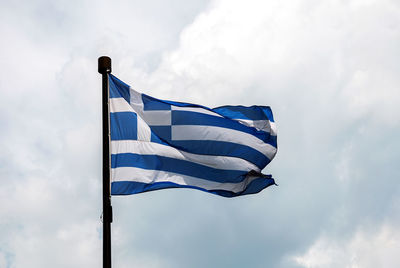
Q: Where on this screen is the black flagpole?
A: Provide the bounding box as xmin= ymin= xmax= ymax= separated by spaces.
xmin=98 ymin=56 xmax=113 ymax=268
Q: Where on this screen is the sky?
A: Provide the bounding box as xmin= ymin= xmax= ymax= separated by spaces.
xmin=0 ymin=0 xmax=400 ymax=267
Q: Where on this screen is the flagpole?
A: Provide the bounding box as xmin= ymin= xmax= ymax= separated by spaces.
xmin=98 ymin=56 xmax=113 ymax=268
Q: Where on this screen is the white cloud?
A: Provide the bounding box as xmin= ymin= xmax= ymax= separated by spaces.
xmin=8 ymin=220 xmax=101 ymax=268
xmin=293 ymin=224 xmax=400 ymax=268
xmin=1 ymin=0 xmax=400 ymax=267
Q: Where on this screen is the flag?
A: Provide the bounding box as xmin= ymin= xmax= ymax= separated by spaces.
xmin=109 ymin=74 xmax=278 ymax=197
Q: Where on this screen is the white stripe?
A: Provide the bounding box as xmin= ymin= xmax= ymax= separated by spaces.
xmin=110 ymin=97 xmax=132 ymax=113
xmin=170 ymin=106 xmax=277 ymax=136
xmin=112 ymin=167 xmax=261 ymax=193
xmin=237 ymin=119 xmax=277 ymax=136
xmin=171 ymin=125 xmax=277 ymax=160
xmin=171 ymin=106 xmax=223 ymax=117
xmin=129 ymin=88 xmax=144 ymax=108
xmin=111 ymin=140 xmax=259 ymax=172
xmin=141 ymin=110 xmax=171 ymax=126
xmin=136 ymin=115 xmax=151 ymax=142
xmin=270 ymin=122 xmax=277 ymax=136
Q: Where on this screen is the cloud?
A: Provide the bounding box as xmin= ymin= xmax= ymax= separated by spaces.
xmin=293 ymin=223 xmax=400 ymax=268
xmin=0 ymin=0 xmax=399 ymax=267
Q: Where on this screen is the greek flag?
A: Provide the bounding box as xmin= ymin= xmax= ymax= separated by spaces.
xmin=109 ymin=74 xmax=278 ymax=197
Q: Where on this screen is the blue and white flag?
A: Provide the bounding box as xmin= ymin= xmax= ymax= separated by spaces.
xmin=109 ymin=74 xmax=278 ymax=197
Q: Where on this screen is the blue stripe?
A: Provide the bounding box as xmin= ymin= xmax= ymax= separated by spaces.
xmin=110 ymin=112 xmax=137 ymax=140
xmin=148 ymin=131 xmax=168 ymax=145
xmin=111 ymin=176 xmax=275 ymax=197
xmin=146 ymin=98 xmax=210 ymax=110
xmin=237 ymin=176 xmax=275 ymax=196
xmin=142 ymin=94 xmax=171 ymax=110
xmin=168 ymin=140 xmax=270 ymax=169
xmin=111 ymin=153 xmax=247 ymax=183
xmin=150 ymin=126 xmax=171 ymax=142
xmin=171 ymin=110 xmax=277 ymax=147
xmin=212 ymin=105 xmax=275 ymax=122
xmin=139 ymin=95 xmax=220 ymax=115
xmin=109 ymin=74 xmax=130 ymax=102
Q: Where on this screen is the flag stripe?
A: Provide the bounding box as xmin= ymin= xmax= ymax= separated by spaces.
xmin=171 ymin=110 xmax=276 ymax=144
xmin=110 ymin=97 xmax=132 ymax=112
xmin=237 ymin=119 xmax=277 ymax=136
xmin=141 ymin=110 xmax=171 ymax=126
xmin=213 ymin=105 xmax=275 ymax=122
xmin=171 ymin=125 xmax=277 ymax=159
xmin=111 ymin=140 xmax=260 ymax=172
xmin=167 ymin=140 xmax=269 ymax=169
xmin=111 ymin=153 xmax=247 ymax=183
xmin=171 ymin=105 xmax=223 ymax=117
xmin=142 ymin=94 xmax=171 ymax=110
xmin=111 ymin=167 xmax=272 ymax=193
xmin=111 ymin=177 xmax=275 ymax=197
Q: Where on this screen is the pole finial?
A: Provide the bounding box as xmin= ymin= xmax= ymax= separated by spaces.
xmin=98 ymin=56 xmax=112 ymax=74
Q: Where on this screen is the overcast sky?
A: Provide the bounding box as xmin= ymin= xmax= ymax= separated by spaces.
xmin=1 ymin=0 xmax=400 ymax=267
